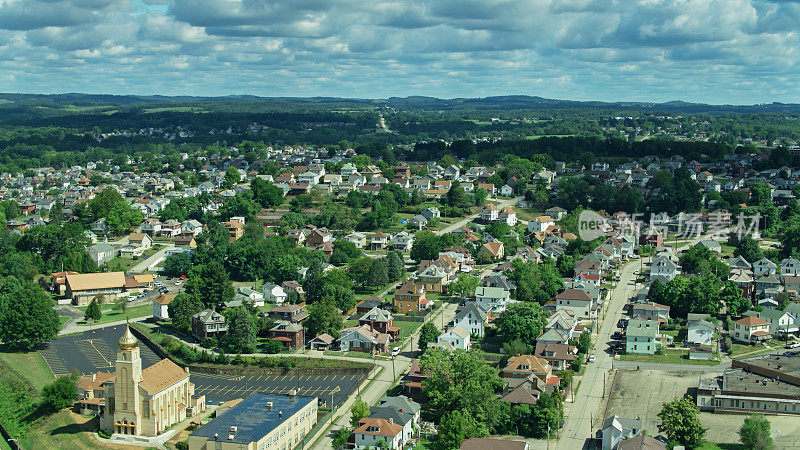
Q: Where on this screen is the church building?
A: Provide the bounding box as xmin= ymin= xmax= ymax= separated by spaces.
xmin=99 ymin=326 xmax=206 ymax=436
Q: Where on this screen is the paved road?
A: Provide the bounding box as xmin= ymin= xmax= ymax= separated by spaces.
xmin=130 ymin=243 xmax=174 ymax=273
xmin=435 ymin=196 xmax=522 ymax=236
xmin=556 ymin=228 xmax=734 ymax=448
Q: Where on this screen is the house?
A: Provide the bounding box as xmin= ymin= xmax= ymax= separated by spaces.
xmin=695 ymin=240 xmax=722 ymax=253
xmin=618 ymin=435 xmax=667 ymax=450
xmin=732 ymin=315 xmax=771 ymax=343
xmin=500 ymin=184 xmax=514 ymax=196
xmin=234 ymin=286 xmax=265 ymax=307
xmin=781 ymin=257 xmax=800 ymax=277
xmin=181 ymin=219 xmax=203 ymax=236
xmin=152 ymin=294 xmax=175 ymax=320
xmin=420 ymin=207 xmax=440 ymax=219
xmin=306 ymin=227 xmax=332 ymax=246
xmin=545 ymin=206 xmax=567 ymax=221
xmin=649 ymin=255 xmax=680 ymax=281
xmin=536 ymin=328 xmax=570 ymax=345
xmin=392 ymin=231 xmax=414 ymax=251
xmin=499 ymin=207 xmax=518 ymax=226
xmin=436 ymin=326 xmax=471 ymax=350
xmin=367 ymin=406 xmax=416 ymax=448
xmin=728 ymin=255 xmax=752 ymax=271
xmin=268 ymin=303 xmax=309 ymax=323
xmin=358 ymin=307 xmax=400 ymax=339
xmin=753 ymin=257 xmax=778 ymax=276
xmin=374 ymin=396 xmax=420 ymax=448
xmin=555 ymin=289 xmax=595 ymax=318
xmin=533 ymin=342 xmax=576 ymax=371
xmin=474 ymin=286 xmax=511 ymax=312
xmin=478 ymin=241 xmax=505 ymax=261
xmin=75 ymin=372 xmax=115 ymax=415
xmin=353 ymin=417 xmax=404 ymax=450
xmin=528 ymin=215 xmax=555 ymax=232
xmin=344 ymin=231 xmax=366 ymax=248
xmin=757 ymin=308 xmax=798 ymax=337
xmin=187 ymin=394 xmax=316 ymax=450
xmin=415 ymin=264 xmax=449 ymax=294
xmin=687 ymin=319 xmax=715 ymax=347
xmin=368 ymin=232 xmax=389 ymax=250
xmin=268 ymin=321 xmax=305 ymax=350
xmin=191 ymin=309 xmax=228 ymax=340
xmin=631 ymin=302 xmax=670 ymax=323
xmin=309 ymin=333 xmax=335 ymax=350
xmin=600 ymin=415 xmax=642 ymax=450
xmin=121 ymin=233 xmax=153 ymax=256
xmin=393 ymin=282 xmax=430 ymax=314
xmin=625 ymin=319 xmax=659 ymax=354
xmin=501 ymin=355 xmax=558 ymax=385
xmin=222 ymin=219 xmax=244 ymax=241
xmin=451 ymin=303 xmax=489 ymax=337
xmin=159 ymin=219 xmax=182 ymax=237
xmin=339 ymin=324 xmax=392 ymax=354
xmin=85 ymin=242 xmax=117 ymax=266
xmin=480 ymin=204 xmax=499 ymax=222
xmin=262 ymin=282 xmax=288 ymax=304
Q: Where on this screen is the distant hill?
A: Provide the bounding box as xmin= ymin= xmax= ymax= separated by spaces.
xmin=0 ymin=92 xmax=799 ymax=115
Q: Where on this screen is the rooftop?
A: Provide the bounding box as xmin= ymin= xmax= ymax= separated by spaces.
xmin=190 ymin=394 xmax=315 ymax=444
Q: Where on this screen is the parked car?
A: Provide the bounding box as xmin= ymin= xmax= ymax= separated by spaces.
xmin=588 ymin=354 xmax=596 ymax=363
xmin=175 ymin=280 xmax=183 ymax=286
xmin=786 ymin=341 xmax=800 ymax=349
xmin=391 ymin=347 xmax=401 ymax=356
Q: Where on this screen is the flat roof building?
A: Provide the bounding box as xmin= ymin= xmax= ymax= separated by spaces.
xmin=188 ymin=394 xmax=317 ymax=450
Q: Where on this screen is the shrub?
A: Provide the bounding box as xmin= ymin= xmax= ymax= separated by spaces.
xmin=41 ymin=374 xmax=78 ymax=412
xmin=200 ymin=338 xmax=217 ymax=349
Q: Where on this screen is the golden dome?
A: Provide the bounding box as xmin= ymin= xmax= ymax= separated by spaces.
xmin=118 ymin=325 xmax=138 ymax=350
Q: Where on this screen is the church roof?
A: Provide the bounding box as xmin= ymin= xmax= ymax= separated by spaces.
xmin=140 ymin=359 xmax=189 ymax=394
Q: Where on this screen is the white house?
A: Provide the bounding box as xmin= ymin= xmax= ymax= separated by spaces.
xmin=262 ymin=282 xmax=287 ymax=304
xmin=500 ymin=185 xmax=514 ymax=196
xmin=650 ymin=255 xmax=680 ymax=281
xmin=391 ymin=232 xmax=414 ymax=252
xmin=753 ymin=258 xmax=778 ymax=276
xmin=473 ymin=286 xmax=510 ymax=312
xmin=555 ymin=289 xmax=595 ymax=318
xmin=152 ymin=294 xmax=175 ymax=320
xmin=451 ymin=303 xmax=488 ymax=337
xmin=528 ymin=215 xmax=556 ymax=232
xmin=601 ymin=415 xmax=642 ymax=450
xmin=781 ymin=257 xmax=800 ymax=277
xmin=686 ymin=319 xmax=714 ymax=347
xmin=85 ymin=242 xmax=117 ymax=266
xmin=181 ymin=219 xmax=204 ymax=236
xmin=436 ymin=326 xmax=471 ymax=350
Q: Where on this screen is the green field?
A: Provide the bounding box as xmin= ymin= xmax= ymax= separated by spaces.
xmin=78 ymin=303 xmax=152 ymax=326
xmin=143 ymin=106 xmax=209 ymax=113
xmin=620 ymin=348 xmax=718 ymax=365
xmin=0 ymin=346 xmax=54 ymax=391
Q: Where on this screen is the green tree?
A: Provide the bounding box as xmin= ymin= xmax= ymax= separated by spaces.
xmin=735 ymin=235 xmax=763 ymax=263
xmin=449 ymin=274 xmax=480 ymax=299
xmin=162 ymin=252 xmax=193 ymax=278
xmin=435 ymin=409 xmax=487 ymax=450
xmin=657 ymin=397 xmax=706 ymax=448
xmin=386 ymin=251 xmax=405 ymax=282
xmin=168 ymin=293 xmax=205 ymax=332
xmin=0 ymin=277 xmax=60 ymax=350
xmin=350 ymin=398 xmax=370 ymax=428
xmin=186 ymin=261 xmax=235 ymax=309
xmin=494 ymin=302 xmax=547 ymax=347
xmin=224 ymin=166 xmax=241 ymax=187
xmin=739 ymin=413 xmax=773 ymax=450
xmin=41 ymin=373 xmax=78 ymax=412
xmin=367 ymin=258 xmax=389 ymax=288
xmin=420 ymin=348 xmax=504 ymax=422
xmin=251 ymin=177 xmax=284 ymax=208
xmin=332 ymin=428 xmax=350 ymax=449
xmin=85 ymin=298 xmax=102 ymax=323
xmin=224 ymin=307 xmax=256 ymax=354
xmin=305 ymin=300 xmax=344 ymax=339
xmin=418 ymin=322 xmax=441 ymax=350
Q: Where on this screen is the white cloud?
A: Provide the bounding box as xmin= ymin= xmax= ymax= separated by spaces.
xmin=0 ymin=0 xmax=798 ymax=103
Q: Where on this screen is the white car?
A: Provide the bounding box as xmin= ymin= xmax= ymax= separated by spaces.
xmin=175 ymin=280 xmax=183 ymax=286
xmin=786 ymin=341 xmax=800 ymax=349
xmin=588 ymin=354 xmax=596 ymax=363
xmin=391 ymin=347 xmax=401 ymax=356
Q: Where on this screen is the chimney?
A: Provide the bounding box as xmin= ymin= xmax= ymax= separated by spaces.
xmin=389 ymin=418 xmax=393 ymax=424
xmin=278 ymin=411 xmax=283 ymax=419
xmin=92 ymin=373 xmax=97 ymax=382
xmin=266 ymin=402 xmax=273 ymax=410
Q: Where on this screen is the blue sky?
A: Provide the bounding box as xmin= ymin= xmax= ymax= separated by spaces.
xmin=0 ymin=0 xmax=798 ymax=104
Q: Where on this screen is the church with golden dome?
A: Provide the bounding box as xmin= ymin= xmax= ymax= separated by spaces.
xmin=98 ymin=326 xmax=206 ymax=436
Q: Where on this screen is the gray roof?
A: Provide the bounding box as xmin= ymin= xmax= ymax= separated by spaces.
xmin=190 ymin=394 xmax=313 ymax=444
xmin=602 ymin=415 xmax=642 ymax=433
xmin=759 ymin=307 xmax=788 ymax=321
xmin=88 ymin=242 xmax=114 ymax=253
xmin=359 ymin=307 xmax=393 ymax=323
xmin=378 ymin=395 xmax=420 ymax=415
xmin=785 ymin=303 xmax=800 ymax=316
xmin=687 ymin=319 xmax=714 ymax=330
xmin=368 ymin=406 xmax=414 ymax=427
xmin=626 ymin=319 xmax=658 ymax=338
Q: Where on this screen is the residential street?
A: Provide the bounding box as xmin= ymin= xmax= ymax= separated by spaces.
xmin=130 ymin=243 xmax=174 ymax=273
xmin=435 ymin=196 xmax=522 ymax=236
xmin=557 ymin=229 xmax=733 ymax=448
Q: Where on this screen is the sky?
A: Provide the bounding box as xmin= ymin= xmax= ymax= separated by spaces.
xmin=0 ymin=0 xmax=799 ymax=104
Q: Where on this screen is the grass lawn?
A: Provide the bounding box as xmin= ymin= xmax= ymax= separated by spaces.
xmin=19 ymin=411 xmax=130 ymax=450
xmin=696 ymin=443 xmax=745 ymax=450
xmin=323 ymin=350 xmax=388 ymax=360
xmin=393 ymin=320 xmax=423 ymax=340
xmin=77 ymin=303 xmax=152 ymax=326
xmin=59 ymin=316 xmax=70 ymax=329
xmin=620 ymin=348 xmax=719 ymax=365
xmin=729 ymin=342 xmax=778 ymax=358
xmin=0 ymin=346 xmax=54 ymax=391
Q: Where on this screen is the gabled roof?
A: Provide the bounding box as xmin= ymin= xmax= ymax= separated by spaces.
xmin=354 ymin=418 xmax=404 ymax=437
xmin=139 ymin=358 xmax=189 ymax=394
xmin=734 ymin=315 xmax=769 ymax=326
xmin=65 ymin=271 xmax=125 ymax=292
xmin=359 ymin=307 xmax=393 ymax=323
xmin=555 ymin=289 xmax=592 ymax=302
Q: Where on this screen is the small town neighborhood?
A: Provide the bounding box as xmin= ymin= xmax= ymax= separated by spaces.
xmin=1 ymin=136 xmax=800 ymax=450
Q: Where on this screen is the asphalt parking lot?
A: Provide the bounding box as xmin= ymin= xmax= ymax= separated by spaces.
xmin=39 ymin=325 xmax=364 ymax=408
